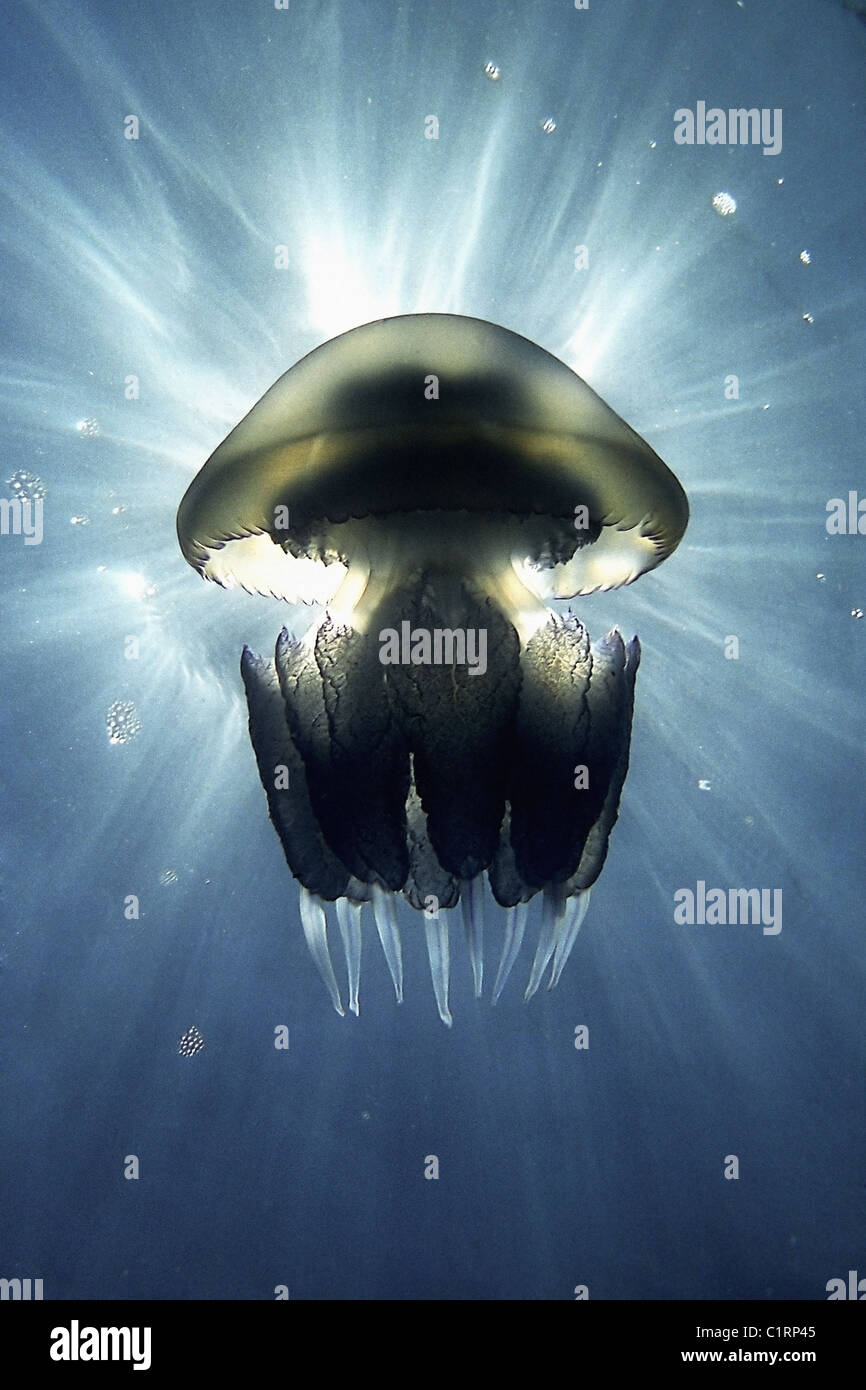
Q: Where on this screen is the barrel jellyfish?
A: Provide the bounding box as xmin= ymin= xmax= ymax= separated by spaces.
xmin=176 ymin=314 xmax=688 ymax=1023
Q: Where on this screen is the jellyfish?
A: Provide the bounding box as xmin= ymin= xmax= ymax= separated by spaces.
xmin=176 ymin=314 xmax=688 ymax=1023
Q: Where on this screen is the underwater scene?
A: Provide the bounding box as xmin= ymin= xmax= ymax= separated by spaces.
xmin=1 ymin=0 xmax=864 ymax=1309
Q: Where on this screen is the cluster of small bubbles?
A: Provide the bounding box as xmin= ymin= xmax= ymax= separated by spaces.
xmin=698 ymin=779 xmax=712 ymax=791
xmin=483 ymin=61 xmax=500 ymax=81
xmin=711 ymin=191 xmax=736 ymax=217
xmin=816 ymin=573 xmax=826 ymax=583
xmin=802 ymin=312 xmax=814 ymax=325
xmin=106 ymin=699 xmax=142 ymax=745
xmin=158 ymin=868 xmax=179 ymax=886
xmin=70 ymin=515 xmax=90 ymax=527
xmin=76 ymin=418 xmax=100 ymax=438
xmin=178 ymin=1025 xmax=205 ymax=1057
xmin=7 ymin=470 xmax=46 ymax=503
xmin=851 ymin=608 xmax=863 ymax=620
xmin=540 ymin=117 xmax=556 ymax=134
xmin=111 ymin=504 xmax=127 ymax=515
xmin=799 ymin=249 xmax=812 ymax=265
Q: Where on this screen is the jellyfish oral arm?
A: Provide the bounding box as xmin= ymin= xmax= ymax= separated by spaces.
xmin=242 ymin=598 xmax=640 ymax=1022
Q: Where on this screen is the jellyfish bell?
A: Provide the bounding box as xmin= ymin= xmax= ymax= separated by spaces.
xmin=177 ymin=314 xmax=686 ymax=631
xmin=176 ymin=313 xmax=688 ymax=1024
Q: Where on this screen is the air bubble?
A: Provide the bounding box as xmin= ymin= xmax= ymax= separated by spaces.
xmin=178 ymin=1025 xmax=205 ymax=1057
xmin=106 ymin=699 xmax=142 ymax=745
xmin=7 ymin=470 xmax=46 ymax=503
xmin=711 ymin=191 xmax=736 ymax=217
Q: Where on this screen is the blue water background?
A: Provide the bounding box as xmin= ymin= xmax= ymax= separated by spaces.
xmin=0 ymin=0 xmax=864 ymax=1299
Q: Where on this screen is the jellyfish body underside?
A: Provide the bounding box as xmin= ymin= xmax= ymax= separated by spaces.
xmin=241 ymin=577 xmax=640 ymax=1024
